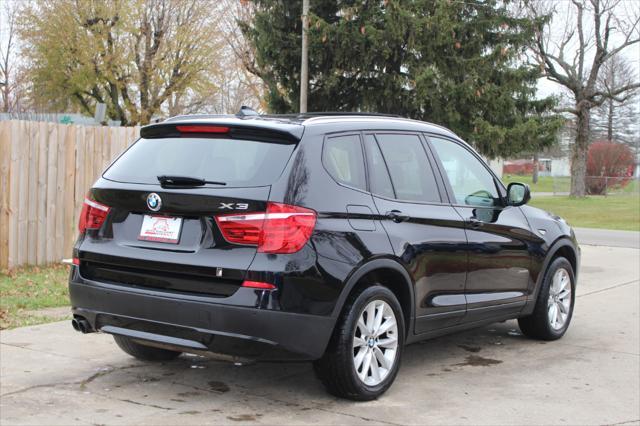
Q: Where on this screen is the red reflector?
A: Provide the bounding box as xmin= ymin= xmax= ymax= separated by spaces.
xmin=72 ymin=257 xmax=80 ymax=266
xmin=78 ymin=197 xmax=111 ymax=234
xmin=242 ymin=280 xmax=276 ymax=290
xmin=215 ymin=202 xmax=317 ymax=254
xmin=176 ymin=125 xmax=229 ymax=134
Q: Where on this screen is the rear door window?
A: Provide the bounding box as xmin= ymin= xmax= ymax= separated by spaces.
xmin=375 ymin=133 xmax=441 ymax=203
xmin=103 ymin=137 xmax=295 ymax=187
xmin=322 ymin=134 xmax=366 ymax=190
xmin=363 ymin=134 xmax=395 ymax=199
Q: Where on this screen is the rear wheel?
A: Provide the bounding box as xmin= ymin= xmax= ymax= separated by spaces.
xmin=113 ymin=335 xmax=182 ymax=361
xmin=518 ymin=257 xmax=575 ymax=340
xmin=314 ymin=285 xmax=404 ymax=401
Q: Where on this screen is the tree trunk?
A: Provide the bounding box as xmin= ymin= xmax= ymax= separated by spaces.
xmin=570 ymin=106 xmax=590 ymax=197
xmin=2 ymin=85 xmax=9 ymax=113
xmin=607 ymin=98 xmax=613 ymax=141
xmin=532 ymin=152 xmax=539 ymax=184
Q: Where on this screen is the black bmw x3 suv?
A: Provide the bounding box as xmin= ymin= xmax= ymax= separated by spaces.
xmin=69 ymin=112 xmax=579 ymax=400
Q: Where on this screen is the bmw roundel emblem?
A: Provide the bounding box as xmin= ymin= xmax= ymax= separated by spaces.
xmin=146 ymin=193 xmax=162 ymax=212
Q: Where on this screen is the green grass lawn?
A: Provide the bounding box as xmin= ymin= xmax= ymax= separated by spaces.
xmin=530 ymin=195 xmax=640 ymax=231
xmin=502 ymin=174 xmax=640 ymax=196
xmin=0 ymin=263 xmax=70 ymax=329
xmin=620 ymin=179 xmax=640 ymax=195
xmin=502 ymin=175 xmax=571 ymax=193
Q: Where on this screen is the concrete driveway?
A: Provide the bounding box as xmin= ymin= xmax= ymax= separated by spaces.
xmin=1 ymin=244 xmax=639 ymax=425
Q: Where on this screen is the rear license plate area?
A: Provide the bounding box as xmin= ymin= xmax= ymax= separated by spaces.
xmin=138 ymin=215 xmax=183 ymax=244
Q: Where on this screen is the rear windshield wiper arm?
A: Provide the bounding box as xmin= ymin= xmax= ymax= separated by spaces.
xmin=157 ymin=175 xmax=227 ymax=187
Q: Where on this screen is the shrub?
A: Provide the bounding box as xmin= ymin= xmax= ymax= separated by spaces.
xmin=586 ymin=141 xmax=635 ymax=194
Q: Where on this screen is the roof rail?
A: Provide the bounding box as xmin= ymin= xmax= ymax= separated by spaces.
xmin=297 ymin=112 xmax=401 ymax=118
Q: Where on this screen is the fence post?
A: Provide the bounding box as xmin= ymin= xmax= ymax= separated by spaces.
xmin=0 ymin=122 xmax=10 ymax=269
xmin=63 ymin=125 xmax=76 ymax=259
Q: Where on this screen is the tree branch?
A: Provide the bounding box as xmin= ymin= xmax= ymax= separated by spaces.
xmin=572 ymin=0 xmax=586 ymax=80
xmin=592 ymin=82 xmax=640 ymax=105
xmin=554 ymin=106 xmax=579 ymax=115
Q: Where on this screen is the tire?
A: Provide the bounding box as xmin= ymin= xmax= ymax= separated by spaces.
xmin=518 ymin=257 xmax=575 ymax=340
xmin=313 ymin=285 xmax=405 ymax=401
xmin=113 ymin=335 xmax=182 ymax=361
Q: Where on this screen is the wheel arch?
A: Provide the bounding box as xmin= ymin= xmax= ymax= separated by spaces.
xmin=331 ymin=258 xmax=415 ymax=338
xmin=523 ymin=237 xmax=579 ymax=316
xmin=544 ymin=237 xmax=579 ymax=281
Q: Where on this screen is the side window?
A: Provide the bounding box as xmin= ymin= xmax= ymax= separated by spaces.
xmin=363 ymin=134 xmax=395 ymax=199
xmin=429 ymin=137 xmax=500 ymax=207
xmin=375 ymin=133 xmax=441 ymax=203
xmin=322 ymin=134 xmax=366 ymax=190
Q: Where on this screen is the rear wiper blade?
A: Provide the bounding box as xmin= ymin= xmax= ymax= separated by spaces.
xmin=157 ymin=175 xmax=227 ymax=187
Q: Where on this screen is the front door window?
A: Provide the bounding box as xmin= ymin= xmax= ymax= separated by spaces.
xmin=429 ymin=137 xmax=500 ymax=208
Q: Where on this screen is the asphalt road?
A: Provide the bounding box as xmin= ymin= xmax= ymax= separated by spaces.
xmin=575 ymin=227 xmax=640 ymax=249
xmin=1 ymin=244 xmax=639 ymax=425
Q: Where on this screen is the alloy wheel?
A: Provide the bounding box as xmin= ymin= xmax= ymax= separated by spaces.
xmin=547 ymin=268 xmax=572 ymax=330
xmin=352 ymin=300 xmax=399 ymax=386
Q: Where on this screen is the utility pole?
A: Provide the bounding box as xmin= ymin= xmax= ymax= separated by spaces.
xmin=299 ymin=0 xmax=309 ymax=113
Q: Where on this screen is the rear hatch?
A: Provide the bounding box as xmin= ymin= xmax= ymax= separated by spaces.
xmin=76 ymin=122 xmax=299 ymax=297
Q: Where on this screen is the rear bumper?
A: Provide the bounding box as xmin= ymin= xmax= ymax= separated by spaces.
xmin=69 ymin=271 xmax=335 ymax=361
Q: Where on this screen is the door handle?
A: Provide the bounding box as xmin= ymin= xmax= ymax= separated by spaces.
xmin=466 ymin=217 xmax=483 ymax=228
xmin=386 ymin=210 xmax=410 ymax=223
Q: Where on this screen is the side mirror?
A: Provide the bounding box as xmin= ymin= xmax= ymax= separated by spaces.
xmin=507 ymin=182 xmax=531 ymax=206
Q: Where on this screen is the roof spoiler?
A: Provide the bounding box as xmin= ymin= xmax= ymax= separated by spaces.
xmin=140 ymin=120 xmax=302 ymax=143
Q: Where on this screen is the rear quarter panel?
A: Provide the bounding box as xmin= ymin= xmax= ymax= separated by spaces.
xmin=251 ymin=129 xmax=396 ymax=316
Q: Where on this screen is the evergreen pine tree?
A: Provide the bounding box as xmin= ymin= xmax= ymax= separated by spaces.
xmin=241 ymin=0 xmax=561 ymax=157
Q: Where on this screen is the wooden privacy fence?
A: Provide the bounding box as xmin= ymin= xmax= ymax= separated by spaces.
xmin=0 ymin=120 xmax=139 ymax=269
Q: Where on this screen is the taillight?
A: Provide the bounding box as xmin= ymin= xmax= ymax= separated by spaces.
xmin=78 ymin=197 xmax=111 ymax=234
xmin=258 ymin=203 xmax=316 ymax=253
xmin=215 ymin=202 xmax=316 ymax=254
xmin=215 ymin=212 xmax=264 ymax=245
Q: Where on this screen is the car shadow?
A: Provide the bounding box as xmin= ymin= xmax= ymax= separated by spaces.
xmin=79 ymin=319 xmax=534 ymax=408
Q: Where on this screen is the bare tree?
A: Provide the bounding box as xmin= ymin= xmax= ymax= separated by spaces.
xmin=160 ymin=1 xmax=264 ymax=116
xmin=527 ymin=0 xmax=640 ymax=197
xmin=216 ymin=0 xmax=265 ymax=112
xmin=591 ymin=54 xmax=639 ymax=147
xmin=0 ymin=0 xmax=19 ymax=113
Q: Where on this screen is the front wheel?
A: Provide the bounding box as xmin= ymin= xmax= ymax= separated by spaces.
xmin=313 ymin=285 xmax=404 ymax=401
xmin=518 ymin=257 xmax=576 ymax=340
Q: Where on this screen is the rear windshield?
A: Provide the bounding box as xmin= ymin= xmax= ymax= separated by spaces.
xmin=103 ymin=137 xmax=295 ymax=187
